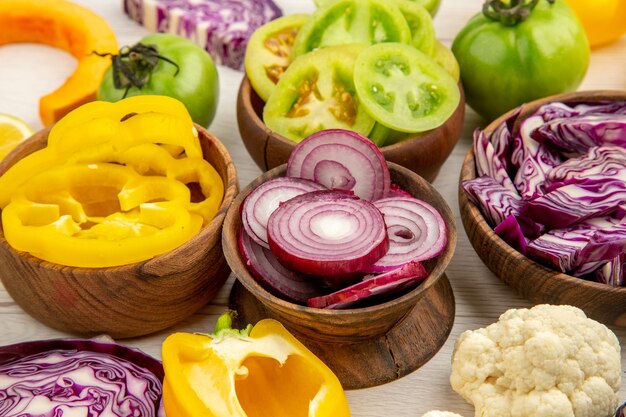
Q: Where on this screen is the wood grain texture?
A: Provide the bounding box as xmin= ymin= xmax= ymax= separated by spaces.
xmin=222 ymin=163 xmax=457 ymax=343
xmin=236 ymin=76 xmax=466 ymax=182
xmin=459 ymin=91 xmax=626 ymax=328
xmin=0 ymin=125 xmax=239 ymax=338
xmin=230 ymin=274 xmax=455 ymax=390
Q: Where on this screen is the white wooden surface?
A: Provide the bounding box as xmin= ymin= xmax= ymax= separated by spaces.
xmin=0 ymin=1 xmax=625 ymax=415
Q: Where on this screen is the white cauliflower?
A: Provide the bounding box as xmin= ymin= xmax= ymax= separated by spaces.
xmin=421 ymin=411 xmax=465 ymax=417
xmin=450 ymin=304 xmax=621 ymax=417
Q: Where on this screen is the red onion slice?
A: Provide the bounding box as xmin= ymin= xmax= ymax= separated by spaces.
xmin=364 ymin=196 xmax=447 ymax=273
xmin=307 ymin=261 xmax=428 ymax=309
xmin=238 ymin=228 xmax=324 ymax=304
xmin=242 ymin=177 xmax=327 ymax=248
xmin=267 ymin=190 xmax=389 ymax=276
xmin=286 ymin=129 xmax=391 ymax=201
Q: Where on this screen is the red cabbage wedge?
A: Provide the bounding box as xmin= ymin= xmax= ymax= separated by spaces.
xmin=0 ymin=338 xmax=164 ymax=417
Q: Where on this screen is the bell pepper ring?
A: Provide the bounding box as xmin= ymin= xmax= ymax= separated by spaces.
xmin=161 ymin=311 xmax=351 ymax=417
xmin=0 ymin=98 xmax=203 ymax=208
xmin=2 ymin=163 xmax=203 ymax=268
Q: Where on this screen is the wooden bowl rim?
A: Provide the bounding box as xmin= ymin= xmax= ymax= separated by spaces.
xmin=460 ymin=89 xmax=626 ymax=296
xmin=0 ymin=123 xmax=238 ymax=273
xmin=237 ymin=75 xmax=465 ymax=152
xmin=223 ymin=161 xmax=458 ymax=317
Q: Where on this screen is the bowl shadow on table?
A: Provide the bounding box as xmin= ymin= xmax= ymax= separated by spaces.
xmin=236 ymin=76 xmax=465 ymax=183
xmin=0 ymin=125 xmax=239 ymax=339
xmin=458 ymin=90 xmax=626 ymax=328
xmin=223 ymin=163 xmax=458 ymax=389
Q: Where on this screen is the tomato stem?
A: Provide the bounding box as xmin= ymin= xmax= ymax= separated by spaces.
xmin=482 ymin=0 xmax=554 ymax=25
xmin=94 ymin=43 xmax=180 ymax=98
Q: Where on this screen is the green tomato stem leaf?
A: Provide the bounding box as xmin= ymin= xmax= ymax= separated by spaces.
xmin=94 ymin=43 xmax=180 ymax=97
xmin=482 ymin=0 xmax=555 ymax=25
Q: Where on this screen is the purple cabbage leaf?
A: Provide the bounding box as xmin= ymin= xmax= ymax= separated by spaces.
xmin=0 ymin=339 xmax=164 ymax=417
xmin=510 ymin=115 xmax=562 ymax=199
xmin=530 ymin=114 xmax=626 ymax=154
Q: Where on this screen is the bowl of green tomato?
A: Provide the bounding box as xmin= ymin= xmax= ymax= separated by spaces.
xmin=237 ymin=0 xmax=465 ymax=182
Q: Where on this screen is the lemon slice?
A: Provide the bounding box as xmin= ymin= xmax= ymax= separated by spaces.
xmin=0 ymin=114 xmax=34 ymax=161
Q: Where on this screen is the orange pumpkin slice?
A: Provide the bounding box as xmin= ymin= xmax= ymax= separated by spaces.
xmin=0 ymin=0 xmax=118 ymax=126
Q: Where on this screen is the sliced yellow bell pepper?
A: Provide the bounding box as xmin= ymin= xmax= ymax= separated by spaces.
xmin=162 ymin=311 xmax=352 ymax=417
xmin=2 ymin=163 xmax=203 ymax=267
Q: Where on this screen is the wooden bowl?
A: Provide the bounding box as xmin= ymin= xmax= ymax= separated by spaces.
xmin=459 ymin=90 xmax=626 ymax=328
xmin=222 ymin=162 xmax=457 ymax=343
xmin=0 ymin=125 xmax=239 ymax=338
xmin=236 ymin=76 xmax=465 ymax=182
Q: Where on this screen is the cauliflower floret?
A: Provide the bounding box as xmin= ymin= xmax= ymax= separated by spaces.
xmin=421 ymin=411 xmax=465 ymax=417
xmin=450 ymin=304 xmax=621 ymax=417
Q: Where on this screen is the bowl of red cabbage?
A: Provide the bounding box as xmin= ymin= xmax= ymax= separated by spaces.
xmin=459 ymin=90 xmax=626 ymax=327
xmin=0 ymin=338 xmax=164 ymax=417
xmin=223 ymin=129 xmax=456 ymax=342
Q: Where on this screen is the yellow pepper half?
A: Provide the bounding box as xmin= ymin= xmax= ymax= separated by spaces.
xmin=162 ymin=311 xmax=352 ymax=417
xmin=2 ymin=163 xmax=203 ymax=267
xmin=566 ymin=0 xmax=626 ymax=47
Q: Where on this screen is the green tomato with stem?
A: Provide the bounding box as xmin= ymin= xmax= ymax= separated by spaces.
xmin=451 ymin=0 xmax=589 ymax=121
xmin=97 ymin=33 xmax=219 ymax=127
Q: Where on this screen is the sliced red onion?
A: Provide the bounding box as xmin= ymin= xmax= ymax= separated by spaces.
xmin=242 ymin=177 xmax=326 ymax=248
xmin=267 ymin=190 xmax=389 ymax=276
xmin=238 ymin=228 xmax=324 ymax=304
xmin=363 ymin=196 xmax=447 ymax=273
xmin=286 ymin=129 xmax=390 ymax=201
xmin=307 ymin=261 xmax=428 ymax=309
xmin=387 ymin=183 xmax=413 ymax=198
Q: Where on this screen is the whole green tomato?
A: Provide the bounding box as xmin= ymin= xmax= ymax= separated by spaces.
xmin=452 ymin=0 xmax=589 ymax=121
xmin=97 ymin=33 xmax=219 ymax=127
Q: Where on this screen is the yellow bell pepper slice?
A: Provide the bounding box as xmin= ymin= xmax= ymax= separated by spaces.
xmin=162 ymin=311 xmax=352 ymax=417
xmin=2 ymin=163 xmax=203 ymax=267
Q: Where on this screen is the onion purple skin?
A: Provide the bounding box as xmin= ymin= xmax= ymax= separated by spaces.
xmin=615 ymin=401 xmax=626 ymax=417
xmin=237 ymin=227 xmax=325 ymax=304
xmin=0 ymin=338 xmax=164 ymax=417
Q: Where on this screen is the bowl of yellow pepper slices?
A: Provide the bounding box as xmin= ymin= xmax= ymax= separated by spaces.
xmin=0 ymin=95 xmax=238 ymax=338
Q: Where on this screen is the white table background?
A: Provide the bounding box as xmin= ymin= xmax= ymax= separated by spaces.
xmin=0 ymin=1 xmax=624 ymax=416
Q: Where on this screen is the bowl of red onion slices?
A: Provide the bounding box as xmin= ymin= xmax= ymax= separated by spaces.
xmin=223 ymin=129 xmax=456 ymax=342
xmin=459 ymin=90 xmax=626 ymax=327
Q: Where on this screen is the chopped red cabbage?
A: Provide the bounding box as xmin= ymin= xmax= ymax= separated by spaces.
xmin=546 ymin=145 xmax=626 ymax=186
xmin=494 ymin=215 xmax=528 ymax=255
xmin=594 ymin=254 xmax=625 ymax=287
xmin=530 ymin=114 xmax=626 ymax=154
xmin=510 ymin=115 xmax=562 ymax=199
xmin=462 ymin=176 xmax=522 ymax=227
xmin=123 ymin=0 xmax=283 ymax=70
xmin=467 ymin=98 xmax=626 ymax=287
xmin=0 ymin=339 xmax=164 ymax=417
xmin=520 ymin=178 xmax=626 ymax=229
xmin=473 ymin=129 xmax=517 ymax=193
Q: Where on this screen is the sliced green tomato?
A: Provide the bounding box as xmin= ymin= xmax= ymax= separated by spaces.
xmin=354 ymin=42 xmax=460 ymax=133
xmin=431 ymin=40 xmax=460 ymax=82
xmin=368 ymin=123 xmax=412 ymax=146
xmin=315 ymin=0 xmax=441 ymax=16
xmin=245 ymin=14 xmax=310 ymax=102
xmin=393 ymin=0 xmax=436 ymax=56
xmin=291 ymin=0 xmax=411 ymax=59
xmin=264 ymin=44 xmax=375 ymax=143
